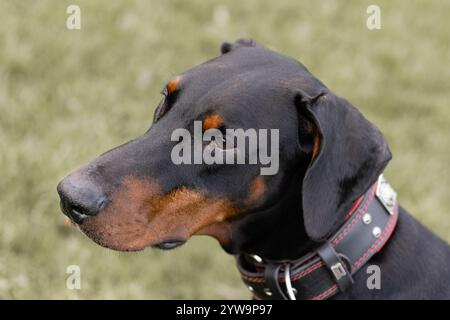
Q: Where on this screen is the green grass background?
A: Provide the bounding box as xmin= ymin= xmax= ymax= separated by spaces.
xmin=1 ymin=0 xmax=449 ymax=299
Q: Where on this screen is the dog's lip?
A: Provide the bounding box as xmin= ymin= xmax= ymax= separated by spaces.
xmin=151 ymin=239 xmax=186 ymax=250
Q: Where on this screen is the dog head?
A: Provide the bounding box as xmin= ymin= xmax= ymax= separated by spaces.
xmin=57 ymin=39 xmax=391 ymax=256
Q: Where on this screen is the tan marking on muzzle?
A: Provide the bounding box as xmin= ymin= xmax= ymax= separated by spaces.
xmin=78 ymin=176 xmax=237 ymax=251
xmin=150 ymin=187 xmax=237 ymax=247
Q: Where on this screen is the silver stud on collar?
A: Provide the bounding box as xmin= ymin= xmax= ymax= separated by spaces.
xmin=251 ymin=255 xmax=263 ymax=263
xmin=372 ymin=226 xmax=382 ymax=238
xmin=248 ymin=286 xmax=254 ymax=292
xmin=264 ymin=288 xmax=273 ymax=296
xmin=362 ymin=213 xmax=372 ymax=224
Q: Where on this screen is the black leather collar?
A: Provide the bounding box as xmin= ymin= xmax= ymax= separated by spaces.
xmin=237 ymin=175 xmax=399 ymax=300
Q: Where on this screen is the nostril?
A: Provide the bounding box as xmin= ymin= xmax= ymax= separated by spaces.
xmin=57 ymin=177 xmax=107 ymax=224
xmin=70 ymin=207 xmax=89 ymax=224
xmin=72 ymin=204 xmax=89 ymax=216
xmin=60 ymin=199 xmax=91 ymax=224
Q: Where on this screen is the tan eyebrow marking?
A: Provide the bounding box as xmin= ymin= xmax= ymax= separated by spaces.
xmin=203 ymin=114 xmax=224 ymax=130
xmin=166 ymin=76 xmax=181 ymax=94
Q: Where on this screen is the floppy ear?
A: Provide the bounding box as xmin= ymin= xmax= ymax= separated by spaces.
xmin=295 ymin=90 xmax=392 ymax=240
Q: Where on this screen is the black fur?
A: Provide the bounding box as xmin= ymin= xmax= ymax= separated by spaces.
xmin=58 ymin=39 xmax=450 ymax=299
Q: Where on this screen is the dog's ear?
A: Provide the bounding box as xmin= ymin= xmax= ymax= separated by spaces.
xmin=295 ymin=90 xmax=392 ymax=240
xmin=220 ymin=38 xmax=258 ymax=54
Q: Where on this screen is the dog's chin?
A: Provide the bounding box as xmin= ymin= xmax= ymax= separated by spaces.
xmin=76 ymin=223 xmax=187 ymax=252
xmin=76 ymin=226 xmax=146 ymax=252
xmin=85 ymin=234 xmax=148 ymax=252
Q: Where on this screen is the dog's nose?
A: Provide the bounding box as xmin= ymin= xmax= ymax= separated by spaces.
xmin=57 ymin=176 xmax=107 ymax=224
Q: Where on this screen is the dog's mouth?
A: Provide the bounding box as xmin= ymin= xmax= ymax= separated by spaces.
xmin=151 ymin=239 xmax=186 ymax=250
xmin=60 ymin=176 xmax=238 ymax=252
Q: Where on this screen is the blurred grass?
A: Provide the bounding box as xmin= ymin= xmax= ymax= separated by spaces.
xmin=0 ymin=0 xmax=449 ymax=299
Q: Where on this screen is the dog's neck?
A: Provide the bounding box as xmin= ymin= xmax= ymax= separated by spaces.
xmin=235 ymin=175 xmax=404 ymax=300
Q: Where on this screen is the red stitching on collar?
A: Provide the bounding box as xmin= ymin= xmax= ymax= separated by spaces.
xmin=311 ymin=284 xmax=338 ymax=300
xmin=240 ymin=261 xmax=325 ymax=284
xmin=331 ymin=184 xmax=377 ymax=246
xmin=353 ymin=206 xmax=398 ymax=268
xmin=240 ymin=273 xmax=265 ymax=283
xmin=344 ymin=195 xmax=364 ymax=221
xmin=290 ymin=261 xmax=324 ymax=281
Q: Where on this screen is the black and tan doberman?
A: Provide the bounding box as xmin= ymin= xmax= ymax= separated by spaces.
xmin=57 ymin=39 xmax=450 ymax=299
